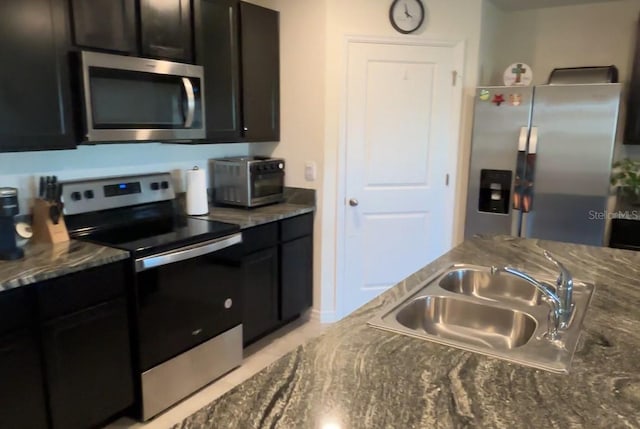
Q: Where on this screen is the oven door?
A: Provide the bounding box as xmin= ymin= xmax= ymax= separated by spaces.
xmin=134 ymin=234 xmax=242 ymax=371
xmin=81 ymin=51 xmax=205 ymax=142
xmin=249 ymin=171 xmax=284 ymax=206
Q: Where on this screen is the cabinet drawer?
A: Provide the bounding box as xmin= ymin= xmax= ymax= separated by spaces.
xmin=243 ymin=222 xmax=278 ymax=254
xmin=36 ymin=261 xmax=128 ymax=320
xmin=0 ymin=288 xmax=32 ymax=337
xmin=280 ymin=213 xmax=313 ymax=242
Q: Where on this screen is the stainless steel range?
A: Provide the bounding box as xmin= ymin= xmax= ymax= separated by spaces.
xmin=62 ymin=173 xmax=243 ymax=421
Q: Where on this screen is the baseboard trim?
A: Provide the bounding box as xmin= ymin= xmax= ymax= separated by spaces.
xmin=310 ymin=308 xmax=338 ymax=324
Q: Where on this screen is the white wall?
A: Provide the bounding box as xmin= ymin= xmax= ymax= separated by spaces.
xmin=479 ymin=0 xmax=506 ymax=86
xmin=0 ymin=143 xmax=249 ymax=213
xmin=488 ymin=0 xmax=640 ymax=85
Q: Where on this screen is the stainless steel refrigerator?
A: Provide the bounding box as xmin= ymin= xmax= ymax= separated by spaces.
xmin=464 ymin=84 xmax=622 ymax=246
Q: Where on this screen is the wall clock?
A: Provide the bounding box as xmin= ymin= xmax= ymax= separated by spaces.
xmin=389 ymin=0 xmax=425 ymax=34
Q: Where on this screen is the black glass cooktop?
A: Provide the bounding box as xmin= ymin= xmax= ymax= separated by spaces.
xmin=90 ymin=217 xmax=239 ymax=256
xmin=67 ymin=201 xmax=240 ymax=257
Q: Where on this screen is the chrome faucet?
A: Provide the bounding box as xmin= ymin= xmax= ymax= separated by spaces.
xmin=491 ymin=251 xmax=574 ymax=340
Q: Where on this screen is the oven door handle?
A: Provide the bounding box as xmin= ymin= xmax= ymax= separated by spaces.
xmin=135 ymin=232 xmax=242 ymax=272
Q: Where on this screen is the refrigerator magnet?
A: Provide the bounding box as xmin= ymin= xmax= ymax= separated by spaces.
xmin=504 ymin=62 xmax=532 ymax=86
xmin=509 ymin=93 xmax=522 ymax=106
xmin=479 ymin=89 xmax=490 ymax=101
xmin=492 ymin=94 xmax=505 ymax=106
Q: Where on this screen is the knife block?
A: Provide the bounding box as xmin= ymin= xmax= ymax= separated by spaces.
xmin=32 ymin=199 xmax=69 ymax=244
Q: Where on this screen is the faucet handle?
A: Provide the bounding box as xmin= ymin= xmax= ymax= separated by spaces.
xmin=543 ymin=250 xmax=572 ymax=288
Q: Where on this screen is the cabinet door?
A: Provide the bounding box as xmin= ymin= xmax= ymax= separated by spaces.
xmin=194 ymin=0 xmax=242 ymax=142
xmin=280 ymin=235 xmax=313 ymax=321
xmin=0 ymin=0 xmax=76 ymax=152
xmin=0 ymin=330 xmax=49 ymax=429
xmin=71 ymin=0 xmax=137 ymax=53
xmin=140 ymin=0 xmax=193 ymax=62
xmin=240 ymin=2 xmax=280 ymax=141
xmin=43 ymin=299 xmax=134 ymax=429
xmin=243 ymin=247 xmax=279 ymax=344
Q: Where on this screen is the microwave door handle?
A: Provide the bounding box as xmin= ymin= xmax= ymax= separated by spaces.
xmin=182 ymin=77 xmax=196 ymax=128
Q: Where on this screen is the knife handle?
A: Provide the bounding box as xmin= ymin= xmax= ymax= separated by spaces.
xmin=39 ymin=176 xmax=46 ymax=199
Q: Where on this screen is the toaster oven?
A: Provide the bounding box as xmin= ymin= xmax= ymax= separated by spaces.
xmin=211 ymin=157 xmax=284 ymax=208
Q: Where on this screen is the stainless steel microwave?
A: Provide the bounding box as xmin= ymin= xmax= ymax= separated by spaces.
xmin=80 ymin=51 xmax=205 ymax=142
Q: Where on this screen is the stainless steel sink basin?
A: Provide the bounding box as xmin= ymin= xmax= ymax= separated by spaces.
xmin=395 ymin=296 xmax=537 ymax=350
xmin=368 ymin=264 xmax=595 ymax=373
xmin=439 ymin=267 xmax=552 ymax=306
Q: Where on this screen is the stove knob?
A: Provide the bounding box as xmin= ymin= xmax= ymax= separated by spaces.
xmin=161 ymin=181 xmax=169 ymax=189
xmin=84 ymin=190 xmax=94 ymax=199
xmin=150 ymin=182 xmax=159 ymax=191
xmin=71 ymin=191 xmax=82 ymax=201
xmin=278 ymin=162 xmax=284 ymax=169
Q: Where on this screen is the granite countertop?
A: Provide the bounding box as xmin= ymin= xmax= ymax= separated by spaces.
xmin=198 ymin=203 xmax=315 ymax=229
xmin=173 ymin=235 xmax=640 ymax=429
xmin=0 ymin=241 xmax=129 ymax=292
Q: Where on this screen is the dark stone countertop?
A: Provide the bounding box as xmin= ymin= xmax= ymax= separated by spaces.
xmin=173 ymin=235 xmax=640 ymax=429
xmin=196 ymin=203 xmax=315 ymax=230
xmin=0 ymin=241 xmax=129 ymax=292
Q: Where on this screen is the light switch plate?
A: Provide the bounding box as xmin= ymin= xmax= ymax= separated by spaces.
xmin=304 ymin=161 xmax=317 ymax=182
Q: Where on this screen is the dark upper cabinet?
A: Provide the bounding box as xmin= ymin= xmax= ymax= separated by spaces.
xmin=194 ymin=0 xmax=242 ymax=141
xmin=0 ymin=0 xmax=76 ymax=152
xmin=240 ymin=2 xmax=280 ymax=141
xmin=70 ymin=0 xmax=137 ymax=53
xmin=140 ymin=0 xmax=193 ymax=62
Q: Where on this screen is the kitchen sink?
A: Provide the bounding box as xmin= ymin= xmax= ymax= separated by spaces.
xmin=439 ymin=267 xmax=551 ymax=306
xmin=395 ymin=296 xmax=537 ymax=350
xmin=368 ymin=264 xmax=595 ymax=373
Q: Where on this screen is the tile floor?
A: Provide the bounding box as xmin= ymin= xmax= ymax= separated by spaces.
xmin=105 ymin=315 xmax=328 ymax=429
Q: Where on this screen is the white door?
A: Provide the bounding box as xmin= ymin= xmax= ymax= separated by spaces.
xmin=339 ymin=40 xmax=459 ymax=317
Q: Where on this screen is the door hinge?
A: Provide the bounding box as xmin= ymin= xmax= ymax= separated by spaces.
xmin=452 ymin=71 xmax=458 ymax=86
xmin=445 ymin=173 xmax=450 ymax=186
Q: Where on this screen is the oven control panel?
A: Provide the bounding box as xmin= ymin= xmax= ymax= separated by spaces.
xmin=62 ymin=173 xmax=176 ymax=215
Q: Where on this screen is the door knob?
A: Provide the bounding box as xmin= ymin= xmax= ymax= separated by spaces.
xmin=349 ymin=198 xmax=359 ymax=207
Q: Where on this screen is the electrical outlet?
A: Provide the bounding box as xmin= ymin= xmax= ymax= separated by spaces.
xmin=304 ymin=161 xmax=317 ymax=182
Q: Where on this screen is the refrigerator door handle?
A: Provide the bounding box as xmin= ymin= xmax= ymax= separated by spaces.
xmin=522 ymin=127 xmax=538 ymax=214
xmin=511 ymin=127 xmax=529 ymax=236
xmin=512 ymin=127 xmax=529 ymax=212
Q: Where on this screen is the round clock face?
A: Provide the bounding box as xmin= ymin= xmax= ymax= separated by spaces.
xmin=389 ymin=0 xmax=425 ymax=34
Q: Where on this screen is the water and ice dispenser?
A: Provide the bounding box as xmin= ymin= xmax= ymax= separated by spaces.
xmin=478 ymin=169 xmax=512 ymax=214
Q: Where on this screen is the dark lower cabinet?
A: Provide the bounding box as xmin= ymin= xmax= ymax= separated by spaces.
xmin=243 ymin=247 xmax=280 ymax=344
xmin=281 ymin=235 xmax=313 ymax=321
xmin=240 ymin=2 xmax=280 ymax=141
xmin=241 ymin=214 xmax=314 ymax=345
xmin=140 ymin=0 xmax=193 ymax=62
xmin=42 ymin=299 xmax=134 ymax=429
xmin=70 ymin=0 xmax=137 ymax=53
xmin=0 ymin=0 xmax=75 ymax=152
xmin=0 ymin=330 xmax=49 ymax=429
